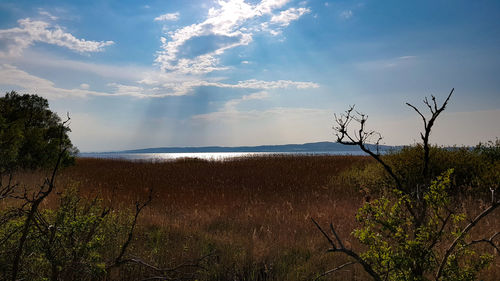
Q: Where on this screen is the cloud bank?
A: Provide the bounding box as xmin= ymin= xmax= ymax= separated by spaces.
xmin=0 ymin=18 xmax=114 ymax=56
xmin=155 ymin=0 xmax=310 ymax=74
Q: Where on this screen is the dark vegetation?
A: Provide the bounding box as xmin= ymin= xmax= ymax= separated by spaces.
xmin=0 ymin=91 xmax=77 ymax=171
xmin=0 ymin=90 xmax=499 ymax=280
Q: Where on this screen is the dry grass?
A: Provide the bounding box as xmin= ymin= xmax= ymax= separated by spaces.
xmin=5 ymin=155 xmax=500 ymax=280
xmin=62 ymin=155 xmax=371 ymax=280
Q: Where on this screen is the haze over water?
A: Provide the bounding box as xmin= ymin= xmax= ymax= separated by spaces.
xmin=79 ymin=151 xmax=367 ymax=161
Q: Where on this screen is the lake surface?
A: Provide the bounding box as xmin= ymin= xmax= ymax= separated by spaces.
xmin=79 ymin=151 xmax=368 ymax=161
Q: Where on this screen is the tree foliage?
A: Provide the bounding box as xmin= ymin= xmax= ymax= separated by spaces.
xmin=314 ymin=89 xmax=500 ymax=280
xmin=0 ymin=91 xmax=77 ymax=173
xmin=0 ymin=90 xmax=210 ymax=281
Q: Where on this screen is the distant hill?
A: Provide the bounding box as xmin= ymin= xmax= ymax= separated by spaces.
xmin=106 ymin=141 xmax=395 ymax=154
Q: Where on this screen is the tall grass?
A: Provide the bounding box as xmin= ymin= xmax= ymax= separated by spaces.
xmin=5 ymin=155 xmax=499 ymax=280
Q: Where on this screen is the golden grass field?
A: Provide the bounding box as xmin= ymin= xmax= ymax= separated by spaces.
xmin=9 ymin=155 xmax=500 ymax=280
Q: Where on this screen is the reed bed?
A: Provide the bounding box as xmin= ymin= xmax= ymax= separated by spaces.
xmin=6 ymin=155 xmax=500 ymax=280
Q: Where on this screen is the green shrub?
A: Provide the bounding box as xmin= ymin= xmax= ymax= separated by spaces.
xmin=0 ymin=188 xmax=128 ymax=281
xmin=339 ymin=143 xmax=499 ymax=196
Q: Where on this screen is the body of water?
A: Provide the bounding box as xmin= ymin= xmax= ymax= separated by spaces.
xmin=79 ymin=151 xmax=368 ymax=161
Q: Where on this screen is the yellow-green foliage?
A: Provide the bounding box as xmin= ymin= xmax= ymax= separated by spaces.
xmin=0 ymin=188 xmax=129 ymax=281
xmin=353 ymin=170 xmax=493 ymax=280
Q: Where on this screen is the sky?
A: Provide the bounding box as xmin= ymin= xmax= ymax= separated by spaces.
xmin=0 ymin=0 xmax=499 ymax=152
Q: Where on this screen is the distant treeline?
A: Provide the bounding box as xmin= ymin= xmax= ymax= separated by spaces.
xmin=87 ymin=141 xmax=396 ymax=154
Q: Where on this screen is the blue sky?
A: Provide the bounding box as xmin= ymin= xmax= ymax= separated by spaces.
xmin=0 ymin=0 xmax=499 ymax=151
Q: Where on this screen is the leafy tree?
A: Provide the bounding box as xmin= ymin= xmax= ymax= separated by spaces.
xmin=314 ymin=89 xmax=500 ymax=280
xmin=0 ymin=90 xmax=207 ymax=281
xmin=0 ymin=91 xmax=77 ymax=173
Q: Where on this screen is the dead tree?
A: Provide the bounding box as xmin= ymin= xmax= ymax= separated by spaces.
xmin=315 ymin=89 xmax=500 ymax=280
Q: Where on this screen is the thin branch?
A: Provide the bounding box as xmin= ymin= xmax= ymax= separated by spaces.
xmin=406 ymin=103 xmax=427 ymax=127
xmin=312 ymin=218 xmax=382 ymax=281
xmin=330 ymin=223 xmax=345 ymax=249
xmin=467 ymin=232 xmax=500 ymax=254
xmin=314 ymin=261 xmax=356 ymax=281
xmin=10 ymin=115 xmax=71 ymax=281
xmin=406 ymin=88 xmax=454 ymax=179
xmin=312 ymin=218 xmax=336 ymax=248
xmin=109 ymin=188 xmax=153 ymax=269
xmin=333 ymin=106 xmax=404 ymax=192
xmin=428 ymin=211 xmax=453 ymax=251
xmin=436 ymin=201 xmax=500 ymax=280
xmin=117 ymin=252 xmax=213 ymax=281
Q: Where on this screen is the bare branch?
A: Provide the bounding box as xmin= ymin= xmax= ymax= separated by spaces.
xmin=427 ymin=211 xmax=453 ymax=251
xmin=110 ymin=188 xmax=153 ymax=269
xmin=406 ymin=102 xmax=427 ymax=126
xmin=311 ymin=218 xmax=336 ymax=248
xmin=333 ymin=105 xmax=404 ymax=192
xmin=406 ymin=88 xmax=454 ymax=179
xmin=467 ymin=232 xmax=500 ymax=254
xmin=436 ymin=201 xmax=500 ymax=279
xmin=312 ymin=218 xmax=382 ymax=281
xmin=314 ymin=261 xmax=356 ymax=281
xmin=117 ymin=252 xmax=213 ymax=281
xmin=330 ymin=223 xmax=345 ymax=249
xmin=10 ymin=114 xmax=71 ymax=281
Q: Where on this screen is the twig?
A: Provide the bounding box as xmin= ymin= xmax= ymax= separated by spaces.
xmin=406 ymin=88 xmax=454 ymax=178
xmin=314 ymin=261 xmax=356 ymax=281
xmin=312 ymin=218 xmax=382 ymax=281
xmin=467 ymin=232 xmax=500 ymax=254
xmin=10 ymin=115 xmax=71 ymax=281
xmin=436 ymin=201 xmax=500 ymax=280
xmin=109 ymin=188 xmax=153 ymax=268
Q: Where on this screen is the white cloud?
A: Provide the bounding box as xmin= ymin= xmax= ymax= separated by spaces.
xmin=0 ymin=64 xmax=109 ymax=98
xmin=0 ymin=18 xmax=114 ymax=56
xmin=270 ymin=7 xmax=310 ymax=27
xmin=224 ymin=91 xmax=269 ymax=111
xmin=142 ymin=77 xmax=319 ymax=96
xmin=0 ymin=1 xmax=318 ymax=100
xmin=339 ymin=10 xmax=353 ymax=20
xmin=354 ymin=56 xmax=418 ymax=71
xmin=107 ymin=83 xmax=149 ymax=97
xmin=0 ymin=64 xmax=163 ymax=99
xmin=38 ymin=10 xmax=58 ymax=21
xmin=0 ymin=63 xmax=318 ymax=99
xmin=155 ymin=0 xmax=311 ymax=74
xmin=398 ymin=56 xmax=417 ymax=60
xmin=6 ymin=50 xmax=150 ymax=81
xmin=111 ymin=78 xmax=318 ymax=97
xmin=229 ymin=79 xmax=319 ymax=89
xmin=154 ymin=12 xmax=180 ymax=21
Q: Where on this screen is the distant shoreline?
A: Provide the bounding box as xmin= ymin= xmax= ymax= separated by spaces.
xmin=80 ymin=141 xmax=396 ymax=154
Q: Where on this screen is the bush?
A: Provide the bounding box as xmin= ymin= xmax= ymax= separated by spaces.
xmin=317 ymin=90 xmax=499 ymax=281
xmin=339 ymin=143 xmax=499 ymax=196
xmin=0 ymin=187 xmax=128 ymax=281
xmin=353 ymin=170 xmax=493 ymax=281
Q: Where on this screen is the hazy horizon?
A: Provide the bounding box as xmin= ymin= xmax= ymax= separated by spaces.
xmin=1 ymin=0 xmax=499 ymax=151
